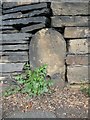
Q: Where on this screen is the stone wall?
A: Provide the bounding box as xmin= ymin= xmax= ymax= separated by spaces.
xmin=0 ymin=1 xmax=89 ymax=84
xmin=51 ymin=1 xmax=89 ymax=84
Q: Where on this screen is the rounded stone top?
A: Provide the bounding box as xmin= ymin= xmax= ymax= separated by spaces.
xmin=29 ymin=28 xmax=66 ymax=80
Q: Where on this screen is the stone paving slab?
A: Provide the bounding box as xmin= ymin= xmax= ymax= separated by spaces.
xmin=55 ymin=106 xmax=88 ymax=118
xmin=6 ymin=110 xmax=56 ymax=118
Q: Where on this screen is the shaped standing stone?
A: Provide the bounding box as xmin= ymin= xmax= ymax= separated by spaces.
xmin=29 ymin=28 xmax=66 ymax=81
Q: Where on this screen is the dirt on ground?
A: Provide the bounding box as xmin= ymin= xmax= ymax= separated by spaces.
xmin=1 ymin=85 xmax=89 ymax=118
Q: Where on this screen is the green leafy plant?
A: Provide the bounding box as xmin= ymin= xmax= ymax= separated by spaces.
xmin=80 ymin=84 xmax=90 ymax=97
xmin=3 ymin=64 xmax=53 ymax=97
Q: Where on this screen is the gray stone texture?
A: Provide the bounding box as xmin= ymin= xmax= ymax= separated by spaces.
xmin=0 ymin=26 xmax=16 ymax=30
xmin=1 ymin=33 xmax=32 ymax=40
xmin=55 ymin=106 xmax=88 ymax=118
xmin=2 ymin=0 xmax=90 ymax=3
xmin=2 ymin=17 xmax=49 ymax=26
xmin=0 ymin=33 xmax=32 ymax=44
xmin=21 ymin=23 xmax=46 ymax=33
xmin=27 ymin=8 xmax=51 ymax=17
xmin=3 ymin=8 xmax=51 ymax=20
xmin=2 ymin=29 xmax=19 ymax=34
xmin=1 ymin=51 xmax=28 ymax=56
xmin=3 ymin=2 xmax=18 ymax=9
xmin=2 ymin=12 xmax=27 ymax=20
xmin=0 ymin=63 xmax=24 ymax=73
xmin=6 ymin=110 xmax=56 ymax=118
xmin=0 ymin=53 xmax=28 ymax=63
xmin=1 ymin=44 xmax=29 ymax=51
xmin=3 ymin=3 xmax=49 ymax=14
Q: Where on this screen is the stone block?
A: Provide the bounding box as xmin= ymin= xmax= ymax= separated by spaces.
xmin=64 ymin=27 xmax=90 ymax=38
xmin=1 ymin=33 xmax=32 ymax=40
xmin=3 ymin=1 xmax=49 ymax=8
xmin=69 ymin=39 xmax=88 ymax=54
xmin=2 ymin=17 xmax=49 ymax=27
xmin=51 ymin=16 xmax=88 ymax=27
xmin=67 ymin=65 xmax=89 ymax=83
xmin=3 ymin=8 xmax=51 ymax=20
xmin=27 ymin=8 xmax=51 ymax=17
xmin=3 ymin=2 xmax=18 ymax=9
xmin=3 ymin=3 xmax=49 ymax=14
xmin=0 ymin=53 xmax=28 ymax=63
xmin=1 ymin=51 xmax=28 ymax=56
xmin=1 ymin=44 xmax=28 ymax=51
xmin=2 ymin=30 xmax=19 ymax=34
xmin=21 ymin=23 xmax=46 ymax=33
xmin=2 ymin=12 xmax=28 ymax=20
xmin=0 ymin=63 xmax=24 ymax=73
xmin=0 ymin=33 xmax=32 ymax=44
xmin=0 ymin=26 xmax=15 ymax=30
xmin=66 ymin=55 xmax=88 ymax=65
xmin=51 ymin=2 xmax=88 ymax=15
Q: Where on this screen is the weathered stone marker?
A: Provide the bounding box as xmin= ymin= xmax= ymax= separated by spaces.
xmin=29 ymin=28 xmax=66 ymax=84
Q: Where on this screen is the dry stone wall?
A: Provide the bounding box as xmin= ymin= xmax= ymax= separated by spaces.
xmin=0 ymin=1 xmax=89 ymax=84
xmin=51 ymin=1 xmax=89 ymax=83
xmin=1 ymin=2 xmax=51 ymax=83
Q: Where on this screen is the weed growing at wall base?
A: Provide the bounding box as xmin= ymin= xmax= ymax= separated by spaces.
xmin=80 ymin=84 xmax=90 ymax=97
xmin=3 ymin=64 xmax=53 ymax=97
